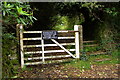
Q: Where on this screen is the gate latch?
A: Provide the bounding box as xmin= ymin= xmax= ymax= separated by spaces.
xmin=42 ymin=31 xmax=58 ymax=39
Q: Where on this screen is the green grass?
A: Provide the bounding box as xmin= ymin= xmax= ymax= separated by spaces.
xmin=65 ymin=50 xmax=119 ymax=70
xmin=66 ymin=60 xmax=91 ymax=70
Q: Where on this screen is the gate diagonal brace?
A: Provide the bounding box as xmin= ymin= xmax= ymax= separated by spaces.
xmin=51 ymin=39 xmax=76 ymax=58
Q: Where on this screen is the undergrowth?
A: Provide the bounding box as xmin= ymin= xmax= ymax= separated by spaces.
xmin=2 ymin=33 xmax=19 ymax=78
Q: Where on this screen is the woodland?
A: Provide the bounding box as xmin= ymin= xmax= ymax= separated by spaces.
xmin=2 ymin=2 xmax=120 ymax=78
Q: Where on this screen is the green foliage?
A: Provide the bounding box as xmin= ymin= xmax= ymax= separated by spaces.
xmin=104 ymin=7 xmax=119 ymax=16
xmin=52 ymin=2 xmax=104 ymax=30
xmin=2 ymin=33 xmax=18 ymax=78
xmin=93 ymin=3 xmax=120 ymax=53
xmin=80 ymin=46 xmax=99 ymax=61
xmin=52 ymin=14 xmax=84 ymax=30
xmin=21 ymin=66 xmax=27 ymax=71
xmin=52 ymin=15 xmax=68 ymax=30
xmin=96 ymin=22 xmax=118 ymax=53
xmin=2 ymin=2 xmax=37 ymax=26
xmin=55 ymin=2 xmax=103 ymax=15
xmin=84 ymin=46 xmax=98 ymax=52
xmin=111 ymin=50 xmax=120 ymax=59
xmin=2 ymin=2 xmax=37 ymax=78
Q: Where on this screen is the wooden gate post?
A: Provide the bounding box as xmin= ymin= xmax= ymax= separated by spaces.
xmin=16 ymin=24 xmax=24 ymax=68
xmin=16 ymin=24 xmax=20 ymax=66
xmin=79 ymin=25 xmax=83 ymax=52
xmin=74 ymin=25 xmax=83 ymax=58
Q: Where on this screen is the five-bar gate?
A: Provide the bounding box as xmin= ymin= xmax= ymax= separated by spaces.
xmin=16 ymin=24 xmax=83 ymax=68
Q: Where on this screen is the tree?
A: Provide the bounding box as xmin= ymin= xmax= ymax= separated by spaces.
xmin=52 ymin=2 xmax=120 ymax=51
xmin=2 ymin=2 xmax=37 ymax=32
xmin=2 ymin=2 xmax=37 ymax=78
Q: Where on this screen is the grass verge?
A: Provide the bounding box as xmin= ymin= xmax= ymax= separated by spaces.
xmin=64 ymin=50 xmax=119 ymax=70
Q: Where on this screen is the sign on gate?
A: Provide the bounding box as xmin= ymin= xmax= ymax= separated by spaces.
xmin=42 ymin=31 xmax=58 ymax=39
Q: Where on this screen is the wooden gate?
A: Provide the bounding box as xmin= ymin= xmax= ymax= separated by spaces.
xmin=16 ymin=24 xmax=83 ymax=68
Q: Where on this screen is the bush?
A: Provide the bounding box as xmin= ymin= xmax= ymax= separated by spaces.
xmin=99 ymin=27 xmax=118 ymax=54
xmin=2 ymin=33 xmax=18 ymax=78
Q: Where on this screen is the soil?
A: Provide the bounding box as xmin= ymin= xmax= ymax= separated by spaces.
xmin=17 ymin=63 xmax=120 ymax=78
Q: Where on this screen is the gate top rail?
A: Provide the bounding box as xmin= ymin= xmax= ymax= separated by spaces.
xmin=23 ymin=30 xmax=79 ymax=33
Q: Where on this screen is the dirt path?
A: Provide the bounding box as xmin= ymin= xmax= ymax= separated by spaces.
xmin=17 ymin=63 xmax=120 ymax=78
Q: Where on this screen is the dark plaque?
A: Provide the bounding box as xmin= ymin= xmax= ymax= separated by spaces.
xmin=42 ymin=31 xmax=58 ymax=39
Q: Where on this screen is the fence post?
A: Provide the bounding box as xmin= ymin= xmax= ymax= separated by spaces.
xmin=17 ymin=24 xmax=24 ymax=68
xmin=16 ymin=24 xmax=19 ymax=42
xmin=16 ymin=24 xmax=20 ymax=65
xmin=74 ymin=25 xmax=83 ymax=58
xmin=79 ymin=25 xmax=83 ymax=53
